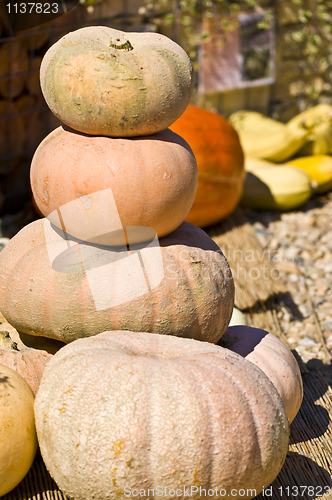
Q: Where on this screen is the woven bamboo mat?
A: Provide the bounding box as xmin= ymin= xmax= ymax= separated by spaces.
xmin=206 ymin=208 xmax=287 ymax=310
xmin=2 ymin=208 xmax=332 ymax=500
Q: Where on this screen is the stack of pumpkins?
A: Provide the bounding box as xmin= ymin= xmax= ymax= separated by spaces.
xmin=0 ymin=27 xmax=302 ymax=500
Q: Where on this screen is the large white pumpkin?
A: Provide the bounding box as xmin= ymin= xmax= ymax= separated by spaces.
xmin=35 ymin=330 xmax=289 ymax=500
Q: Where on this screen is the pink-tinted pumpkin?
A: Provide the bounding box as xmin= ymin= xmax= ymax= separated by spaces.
xmin=0 ymin=219 xmax=234 ymax=344
xmin=35 ymin=330 xmax=289 ymax=500
xmin=221 ymin=326 xmax=303 ymax=423
xmin=30 ymin=126 xmax=198 ymax=246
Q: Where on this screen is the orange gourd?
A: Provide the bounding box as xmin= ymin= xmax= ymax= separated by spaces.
xmin=30 ymin=126 xmax=198 ymax=246
xmin=170 ymin=105 xmax=245 ymax=227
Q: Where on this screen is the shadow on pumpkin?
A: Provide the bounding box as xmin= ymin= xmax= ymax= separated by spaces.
xmin=254 ymin=451 xmax=332 ymax=500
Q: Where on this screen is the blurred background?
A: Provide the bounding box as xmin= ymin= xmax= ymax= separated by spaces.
xmin=0 ymin=0 xmax=331 ymax=228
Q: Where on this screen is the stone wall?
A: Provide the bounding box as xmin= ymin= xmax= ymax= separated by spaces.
xmin=271 ymin=0 xmax=332 ymax=122
xmin=196 ymin=1 xmax=332 ymax=121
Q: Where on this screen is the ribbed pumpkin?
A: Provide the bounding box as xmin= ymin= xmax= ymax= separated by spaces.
xmin=170 ymin=105 xmax=245 ymax=228
xmin=35 ymin=330 xmax=289 ymax=500
xmin=0 ymin=364 xmax=38 ymax=496
xmin=40 ymin=26 xmax=194 ymax=137
xmin=30 ymin=126 xmax=198 ymax=246
xmin=0 ymin=219 xmax=234 ymax=344
xmin=221 ymin=326 xmax=303 ymax=423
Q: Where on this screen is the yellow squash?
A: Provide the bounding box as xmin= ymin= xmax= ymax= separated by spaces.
xmin=287 ymin=104 xmax=332 ymax=156
xmin=0 ymin=364 xmax=38 ymax=496
xmin=286 ymin=155 xmax=332 ymax=194
xmin=241 ymin=164 xmax=313 ymax=211
xmin=228 ymin=110 xmax=309 ymax=163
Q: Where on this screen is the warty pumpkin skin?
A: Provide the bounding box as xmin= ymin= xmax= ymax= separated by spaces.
xmin=0 ymin=313 xmax=64 ymax=394
xmin=0 ymin=329 xmax=52 ymax=395
xmin=30 ymin=126 xmax=198 ymax=246
xmin=170 ymin=105 xmax=245 ymax=228
xmin=0 ymin=364 xmax=38 ymax=496
xmin=0 ymin=219 xmax=234 ymax=344
xmin=221 ymin=326 xmax=303 ymax=423
xmin=40 ymin=26 xmax=194 ymax=137
xmin=35 ymin=330 xmax=289 ymax=500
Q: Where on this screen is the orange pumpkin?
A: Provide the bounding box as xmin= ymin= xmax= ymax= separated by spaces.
xmin=30 ymin=126 xmax=198 ymax=246
xmin=170 ymin=105 xmax=245 ymax=228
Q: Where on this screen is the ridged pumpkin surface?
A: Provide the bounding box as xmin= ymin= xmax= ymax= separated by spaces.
xmin=35 ymin=330 xmax=289 ymax=500
xmin=30 ymin=126 xmax=198 ymax=246
xmin=0 ymin=329 xmax=52 ymax=395
xmin=170 ymin=105 xmax=245 ymax=228
xmin=40 ymin=26 xmax=194 ymax=137
xmin=0 ymin=219 xmax=234 ymax=344
xmin=221 ymin=326 xmax=303 ymax=423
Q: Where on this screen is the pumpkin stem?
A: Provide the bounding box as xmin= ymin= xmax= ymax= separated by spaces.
xmin=0 ymin=331 xmax=19 ymax=351
xmin=109 ymin=38 xmax=133 ymax=51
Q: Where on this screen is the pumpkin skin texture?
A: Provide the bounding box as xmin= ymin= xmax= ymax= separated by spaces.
xmin=30 ymin=126 xmax=198 ymax=246
xmin=170 ymin=105 xmax=245 ymax=227
xmin=221 ymin=326 xmax=303 ymax=423
xmin=0 ymin=364 xmax=38 ymax=496
xmin=40 ymin=26 xmax=194 ymax=137
xmin=0 ymin=219 xmax=234 ymax=344
xmin=0 ymin=312 xmax=64 ymax=394
xmin=35 ymin=330 xmax=289 ymax=500
xmin=0 ymin=328 xmax=53 ymax=395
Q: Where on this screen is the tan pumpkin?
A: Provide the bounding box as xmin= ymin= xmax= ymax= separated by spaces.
xmin=40 ymin=26 xmax=194 ymax=137
xmin=35 ymin=330 xmax=289 ymax=500
xmin=0 ymin=219 xmax=234 ymax=344
xmin=0 ymin=314 xmax=64 ymax=394
xmin=220 ymin=326 xmax=303 ymax=423
xmin=170 ymin=105 xmax=245 ymax=227
xmin=0 ymin=364 xmax=38 ymax=496
xmin=30 ymin=126 xmax=198 ymax=246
